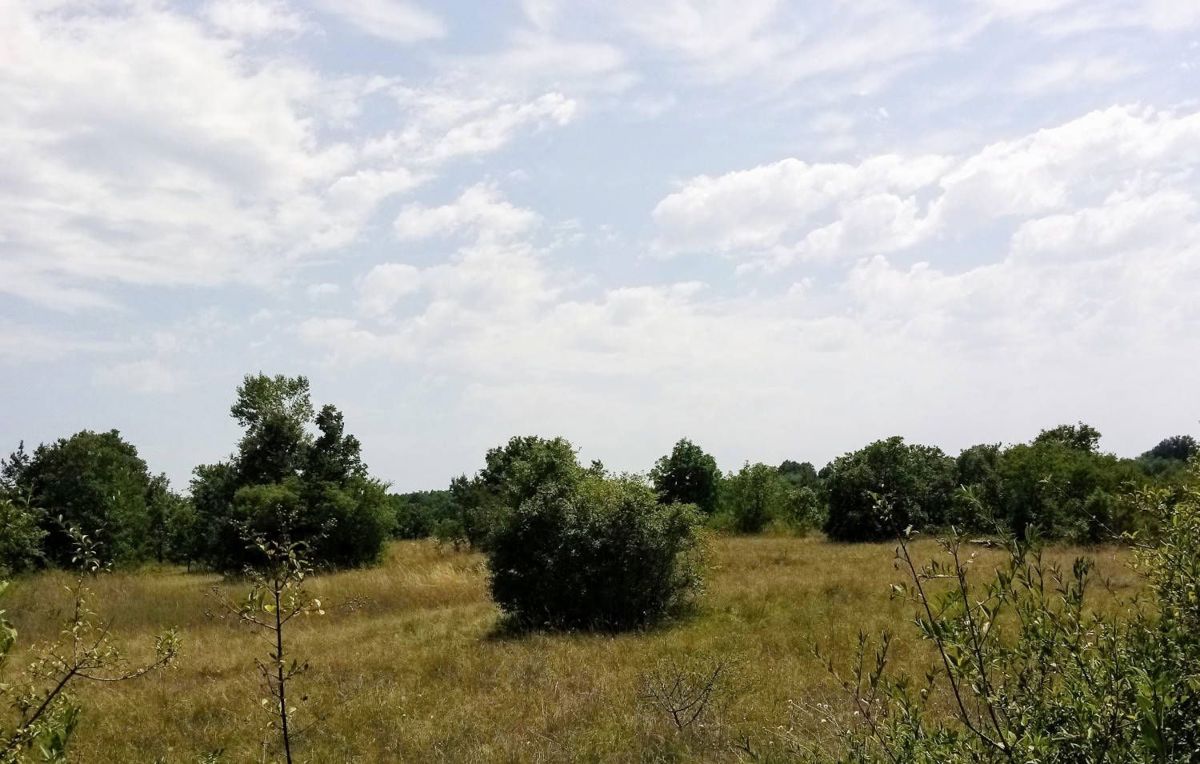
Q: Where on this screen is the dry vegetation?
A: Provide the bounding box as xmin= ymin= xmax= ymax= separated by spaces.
xmin=3 ymin=536 xmax=1138 ymax=762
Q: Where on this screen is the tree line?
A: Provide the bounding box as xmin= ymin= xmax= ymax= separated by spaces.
xmin=2 ymin=372 xmax=1195 ymax=578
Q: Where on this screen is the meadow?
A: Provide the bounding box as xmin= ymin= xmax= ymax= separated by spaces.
xmin=3 ymin=536 xmax=1137 ymax=763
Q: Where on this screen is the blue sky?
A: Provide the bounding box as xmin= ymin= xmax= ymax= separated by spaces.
xmin=2 ymin=0 xmax=1199 ymax=491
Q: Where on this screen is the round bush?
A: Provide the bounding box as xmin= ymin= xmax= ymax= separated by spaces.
xmin=487 ymin=476 xmax=704 ymax=630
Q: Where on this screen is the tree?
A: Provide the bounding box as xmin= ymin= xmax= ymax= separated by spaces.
xmin=191 ymin=374 xmax=393 ymax=571
xmin=448 ymin=435 xmax=583 ymax=549
xmin=721 ymin=462 xmax=790 ymax=533
xmin=20 ymin=430 xmax=157 ymax=567
xmin=819 ymin=462 xmax=1200 ymax=762
xmin=0 ymin=526 xmax=178 ymax=760
xmin=389 ymin=490 xmax=454 ymax=539
xmin=1143 ymin=434 xmax=1198 ymax=462
xmin=953 ymin=443 xmax=1004 ymax=528
xmin=487 ymin=474 xmax=703 ymax=631
xmin=777 ymin=460 xmax=820 ymax=490
xmin=998 ymin=438 xmax=1142 ymax=541
xmin=824 ymin=437 xmax=958 ymax=542
xmin=1033 ymin=421 xmax=1102 ymax=452
xmin=650 ymin=439 xmax=722 ymax=515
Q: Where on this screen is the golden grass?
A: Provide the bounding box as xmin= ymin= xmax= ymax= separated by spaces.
xmin=3 ymin=537 xmax=1139 ymax=762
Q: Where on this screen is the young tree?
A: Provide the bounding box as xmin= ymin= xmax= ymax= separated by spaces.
xmin=651 ymin=439 xmax=722 ymax=515
xmin=191 ymin=374 xmax=393 ymax=571
xmin=824 ymin=437 xmax=958 ymax=542
xmin=211 ymin=528 xmax=324 ymax=764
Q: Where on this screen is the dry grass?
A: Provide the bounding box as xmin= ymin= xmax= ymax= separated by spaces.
xmin=3 ymin=537 xmax=1139 ymax=762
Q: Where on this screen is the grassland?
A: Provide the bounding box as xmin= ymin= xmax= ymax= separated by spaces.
xmin=3 ymin=537 xmax=1138 ymax=762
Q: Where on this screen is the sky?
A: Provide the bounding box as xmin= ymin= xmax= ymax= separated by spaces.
xmin=2 ymin=0 xmax=1199 ymax=492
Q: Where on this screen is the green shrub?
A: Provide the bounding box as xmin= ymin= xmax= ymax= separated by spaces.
xmin=487 ymin=475 xmax=704 ymax=630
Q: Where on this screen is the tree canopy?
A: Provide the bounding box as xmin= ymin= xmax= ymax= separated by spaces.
xmin=190 ymin=374 xmax=392 ymax=571
xmin=650 ymin=438 xmax=722 ymax=515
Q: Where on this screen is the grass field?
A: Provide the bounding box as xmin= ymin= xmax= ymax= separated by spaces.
xmin=4 ymin=536 xmax=1138 ymax=762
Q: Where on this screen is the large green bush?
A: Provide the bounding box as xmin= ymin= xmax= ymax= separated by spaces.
xmin=487 ymin=475 xmax=704 ymax=631
xmin=824 ymin=437 xmax=957 ymax=542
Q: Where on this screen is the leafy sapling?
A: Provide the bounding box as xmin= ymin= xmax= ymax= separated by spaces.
xmin=212 ymin=529 xmax=325 ymax=764
xmin=0 ymin=523 xmax=180 ymax=762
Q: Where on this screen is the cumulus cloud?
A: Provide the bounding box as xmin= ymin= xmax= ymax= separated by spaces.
xmin=654 ymin=106 xmax=1200 ymax=270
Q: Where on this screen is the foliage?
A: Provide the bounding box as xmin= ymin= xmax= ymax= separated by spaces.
xmin=778 ymin=460 xmax=822 ymax=491
xmin=951 ymin=443 xmax=1003 ymax=529
xmin=721 ymin=462 xmax=790 ymax=533
xmin=388 ymin=490 xmax=454 ymax=539
xmin=1143 ymin=434 xmax=1198 ymax=462
xmin=0 ymin=525 xmax=179 ymax=762
xmin=0 ymin=499 xmax=44 ymax=578
xmin=191 ymin=374 xmax=393 ymax=571
xmin=447 ymin=436 xmax=584 ymax=549
xmin=815 ymin=462 xmax=1200 ymax=763
xmin=210 ymin=527 xmax=325 ymax=764
xmin=1139 ymin=435 xmax=1199 ymax=478
xmin=997 ymin=437 xmax=1142 ymax=541
xmin=15 ymin=431 xmax=158 ymax=567
xmin=1033 ymin=421 xmax=1103 ymax=452
xmin=651 ymin=439 xmax=722 ymax=515
xmin=487 ymin=474 xmax=704 ymax=630
xmin=824 ymin=437 xmax=957 ymax=542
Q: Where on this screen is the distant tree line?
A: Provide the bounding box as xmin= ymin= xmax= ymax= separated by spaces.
xmin=428 ymin=425 xmax=1195 ymax=550
xmin=2 ymin=374 xmax=1196 ymax=578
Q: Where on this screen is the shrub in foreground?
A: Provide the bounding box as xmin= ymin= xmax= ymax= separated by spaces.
xmin=816 ymin=462 xmax=1200 ymax=762
xmin=487 ymin=475 xmax=704 ymax=630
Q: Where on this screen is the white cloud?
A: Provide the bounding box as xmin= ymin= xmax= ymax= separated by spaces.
xmin=0 ymin=2 xmax=576 ymax=311
xmin=654 ymin=106 xmax=1200 ymax=270
xmin=205 ymin=0 xmax=308 ymax=38
xmin=311 ymin=0 xmax=445 ymax=43
xmin=393 ymin=183 xmax=540 ymax=242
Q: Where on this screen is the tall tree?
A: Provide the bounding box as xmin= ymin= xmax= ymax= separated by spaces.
xmin=191 ymin=374 xmax=392 ymax=571
xmin=650 ymin=438 xmax=722 ymax=515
